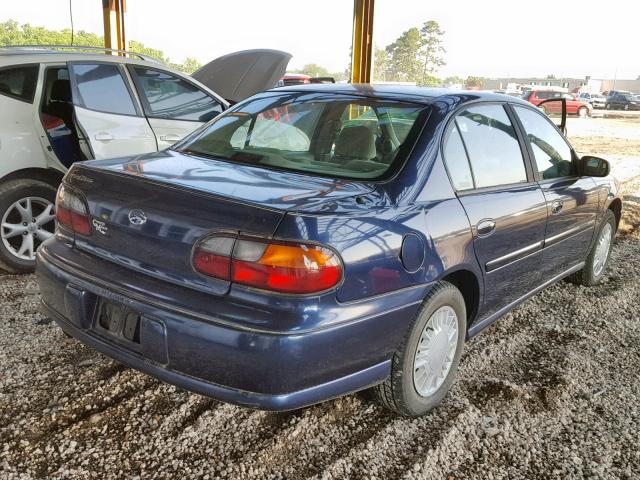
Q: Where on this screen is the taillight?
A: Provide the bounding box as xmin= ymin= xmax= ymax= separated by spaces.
xmin=56 ymin=184 xmax=91 ymax=236
xmin=193 ymin=234 xmax=342 ymax=294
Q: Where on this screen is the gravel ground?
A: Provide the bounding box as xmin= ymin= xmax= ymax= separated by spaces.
xmin=1 ymin=140 xmax=640 ymax=479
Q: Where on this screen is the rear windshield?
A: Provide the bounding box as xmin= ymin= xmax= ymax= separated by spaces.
xmin=178 ymin=92 xmax=428 ymax=180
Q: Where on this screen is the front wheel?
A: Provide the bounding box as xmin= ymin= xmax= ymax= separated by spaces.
xmin=569 ymin=210 xmax=616 ymax=286
xmin=0 ymin=179 xmax=57 ymax=273
xmin=373 ymin=281 xmax=466 ymax=416
xmin=578 ymin=106 xmax=588 ymax=118
xmin=605 ymin=103 xmax=611 ymax=110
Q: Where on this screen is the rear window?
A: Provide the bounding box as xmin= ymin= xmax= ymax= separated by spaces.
xmin=0 ymin=65 xmax=39 ymax=103
xmin=180 ymin=93 xmax=428 ymax=180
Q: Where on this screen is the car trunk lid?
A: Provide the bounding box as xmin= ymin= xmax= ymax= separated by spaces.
xmin=64 ymin=150 xmax=372 ymax=295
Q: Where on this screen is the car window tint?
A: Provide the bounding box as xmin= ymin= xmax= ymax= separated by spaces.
xmin=71 ymin=64 xmax=136 ymax=115
xmin=455 ymin=105 xmax=527 ymax=188
xmin=442 ymin=124 xmax=474 ymax=190
xmin=132 ymin=67 xmax=223 ymax=122
xmin=0 ymin=65 xmax=39 ymax=102
xmin=513 ymin=105 xmax=574 ymax=179
xmin=183 ymin=94 xmax=428 ymax=180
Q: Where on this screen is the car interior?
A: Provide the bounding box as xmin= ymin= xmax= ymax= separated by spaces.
xmin=39 ymin=67 xmax=90 ymax=167
xmin=183 ymin=99 xmax=426 ymax=180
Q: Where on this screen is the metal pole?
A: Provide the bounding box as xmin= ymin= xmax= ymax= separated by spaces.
xmin=103 ymin=0 xmax=127 ymax=52
xmin=351 ymin=0 xmax=375 ymax=84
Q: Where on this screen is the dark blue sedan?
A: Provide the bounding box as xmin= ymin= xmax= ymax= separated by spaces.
xmin=36 ymin=85 xmax=621 ymax=416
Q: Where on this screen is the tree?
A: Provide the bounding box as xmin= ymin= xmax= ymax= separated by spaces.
xmin=466 ymin=76 xmax=484 ymax=89
xmin=373 ymin=46 xmax=388 ymax=82
xmin=0 ymin=20 xmax=196 ymax=72
xmin=295 ymin=63 xmax=330 ymax=78
xmin=444 ymin=76 xmax=465 ymax=86
xmin=173 ymin=57 xmax=201 ymax=74
xmin=385 ymin=27 xmax=424 ymax=83
xmin=419 ymin=21 xmax=446 ymax=85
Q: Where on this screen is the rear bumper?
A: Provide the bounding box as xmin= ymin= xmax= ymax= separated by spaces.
xmin=36 ymin=240 xmax=428 ymax=411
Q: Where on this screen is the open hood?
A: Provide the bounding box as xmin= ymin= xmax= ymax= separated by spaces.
xmin=192 ymin=49 xmax=292 ymax=104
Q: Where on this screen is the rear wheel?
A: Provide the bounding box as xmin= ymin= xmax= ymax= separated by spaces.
xmin=373 ymin=281 xmax=466 ymax=416
xmin=0 ymin=179 xmax=57 ymax=274
xmin=569 ymin=209 xmax=616 ymax=286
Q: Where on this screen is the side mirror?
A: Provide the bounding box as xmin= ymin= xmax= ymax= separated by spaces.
xmin=581 ymin=156 xmax=610 ymax=177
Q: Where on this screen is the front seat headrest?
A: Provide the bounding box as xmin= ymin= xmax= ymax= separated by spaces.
xmin=51 ymin=79 xmax=71 ymax=102
xmin=334 ymin=125 xmax=376 ymax=160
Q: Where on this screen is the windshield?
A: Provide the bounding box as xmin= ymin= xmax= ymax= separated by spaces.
xmin=178 ymin=92 xmax=428 ymax=180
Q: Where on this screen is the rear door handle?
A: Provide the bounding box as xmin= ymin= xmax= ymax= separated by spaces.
xmin=94 ymin=132 xmax=113 ymax=141
xmin=159 ymin=134 xmax=182 ymax=142
xmin=476 ymin=218 xmax=496 ymax=236
xmin=551 ymin=200 xmax=564 ymax=214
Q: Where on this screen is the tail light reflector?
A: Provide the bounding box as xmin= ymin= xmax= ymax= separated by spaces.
xmin=193 ymin=235 xmax=342 ymax=294
xmin=56 ymin=185 xmax=91 ymax=236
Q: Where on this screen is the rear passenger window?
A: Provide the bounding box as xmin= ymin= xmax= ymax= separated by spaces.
xmin=131 ymin=67 xmax=223 ymax=122
xmin=0 ymin=65 xmax=39 ymax=103
xmin=513 ymin=105 xmax=575 ymax=179
xmin=442 ymin=124 xmax=474 ymax=190
xmin=455 ymin=105 xmax=527 ymax=188
xmin=70 ymin=64 xmax=137 ymax=116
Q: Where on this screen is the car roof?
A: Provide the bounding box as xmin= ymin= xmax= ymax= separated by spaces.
xmin=0 ymin=51 xmax=163 ymax=68
xmin=268 ymin=83 xmax=532 ymax=107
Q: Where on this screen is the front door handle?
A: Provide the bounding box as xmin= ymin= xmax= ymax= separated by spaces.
xmin=94 ymin=132 xmax=113 ymax=141
xmin=159 ymin=134 xmax=182 ymax=142
xmin=551 ymin=200 xmax=564 ymax=214
xmin=476 ymin=218 xmax=496 ymax=236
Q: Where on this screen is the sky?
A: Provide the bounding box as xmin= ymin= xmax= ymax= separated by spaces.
xmin=3 ymin=0 xmax=639 ymax=80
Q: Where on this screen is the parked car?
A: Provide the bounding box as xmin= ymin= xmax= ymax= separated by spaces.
xmin=0 ymin=46 xmax=290 ymax=272
xmin=605 ymin=93 xmax=640 ymax=110
xmin=522 ymin=90 xmax=592 ymax=117
xmin=578 ymin=92 xmax=606 ymax=109
xmin=36 ymin=86 xmax=620 ymax=416
xmin=602 ymin=90 xmax=632 ymax=98
xmin=276 ymin=73 xmax=336 ymax=87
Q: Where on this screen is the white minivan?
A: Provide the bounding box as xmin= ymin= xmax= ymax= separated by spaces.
xmin=0 ymin=46 xmax=290 ymax=272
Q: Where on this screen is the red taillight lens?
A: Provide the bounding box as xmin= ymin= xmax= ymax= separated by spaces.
xmin=192 ymin=235 xmax=235 ymax=278
xmin=56 ymin=185 xmax=91 ymax=236
xmin=192 ymin=235 xmax=342 ymax=294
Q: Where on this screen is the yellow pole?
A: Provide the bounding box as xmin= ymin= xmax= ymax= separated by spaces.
xmin=350 ymin=0 xmax=375 ymax=84
xmin=103 ymin=0 xmax=127 ymax=52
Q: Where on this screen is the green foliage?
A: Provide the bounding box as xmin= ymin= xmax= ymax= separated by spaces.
xmin=0 ymin=20 xmax=198 ymax=73
xmin=294 ymin=63 xmax=330 ymax=78
xmin=466 ymin=76 xmax=484 ymax=88
xmin=385 ymin=27 xmax=423 ymax=83
xmin=376 ymin=20 xmax=446 ymax=86
xmin=373 ymin=46 xmax=388 ymax=81
xmin=444 ymin=75 xmax=465 ymax=85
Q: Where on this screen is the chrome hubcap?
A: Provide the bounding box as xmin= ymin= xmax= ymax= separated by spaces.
xmin=593 ymin=223 xmax=612 ymax=277
xmin=1 ymin=197 xmax=55 ymax=261
xmin=413 ymin=306 xmax=458 ymax=397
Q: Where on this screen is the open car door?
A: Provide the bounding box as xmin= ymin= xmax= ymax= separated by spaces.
xmin=192 ymin=49 xmax=292 ymax=104
xmin=536 ymin=98 xmax=567 ymax=136
xmin=68 ymin=62 xmax=157 ymax=159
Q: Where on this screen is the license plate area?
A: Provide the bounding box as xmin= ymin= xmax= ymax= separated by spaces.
xmin=97 ymin=300 xmax=141 ymax=344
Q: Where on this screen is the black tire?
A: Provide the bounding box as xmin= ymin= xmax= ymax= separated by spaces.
xmin=0 ymin=179 xmax=58 ymax=274
xmin=569 ymin=209 xmax=616 ymax=286
xmin=605 ymin=103 xmax=611 ymax=110
xmin=372 ymin=281 xmax=467 ymax=417
xmin=578 ymin=106 xmax=588 ymax=118
xmin=624 ymin=104 xmax=629 ymax=111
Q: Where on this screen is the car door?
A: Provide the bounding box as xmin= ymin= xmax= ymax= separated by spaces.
xmin=511 ymin=104 xmax=600 ymax=277
xmin=127 ymin=66 xmax=224 ymax=150
xmin=68 ymin=62 xmax=157 ymax=159
xmin=442 ymin=103 xmax=548 ymax=319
